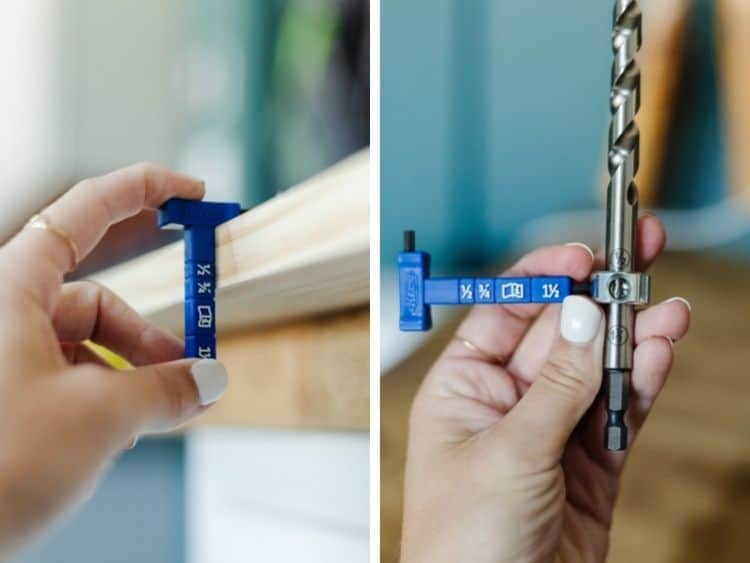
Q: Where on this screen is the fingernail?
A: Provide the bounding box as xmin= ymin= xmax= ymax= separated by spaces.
xmin=560 ymin=295 xmax=602 ymax=344
xmin=190 ymin=359 xmax=228 ymax=405
xmin=187 ymin=176 xmax=206 ymax=191
xmin=565 ymin=242 xmax=595 ymax=261
xmin=665 ymin=296 xmax=691 ymax=312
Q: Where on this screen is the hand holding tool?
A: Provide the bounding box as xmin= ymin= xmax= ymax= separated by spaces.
xmin=397 ymin=1 xmax=650 ymax=450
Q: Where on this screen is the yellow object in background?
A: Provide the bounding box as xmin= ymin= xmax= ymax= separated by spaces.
xmin=82 ymin=340 xmax=132 ymax=370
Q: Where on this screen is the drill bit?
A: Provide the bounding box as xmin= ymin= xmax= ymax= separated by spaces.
xmin=604 ymin=0 xmax=641 ymax=451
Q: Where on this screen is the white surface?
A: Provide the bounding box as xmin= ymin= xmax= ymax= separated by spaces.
xmin=186 ymin=428 xmax=369 ymax=563
xmin=0 ymin=2 xmax=69 ymax=241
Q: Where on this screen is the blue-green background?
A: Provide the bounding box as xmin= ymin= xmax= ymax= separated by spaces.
xmin=381 ymin=0 xmax=731 ymax=273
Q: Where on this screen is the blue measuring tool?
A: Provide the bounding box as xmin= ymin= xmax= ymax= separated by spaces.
xmin=158 ymin=198 xmax=242 ymax=359
xmin=398 ymin=231 xmax=592 ymax=331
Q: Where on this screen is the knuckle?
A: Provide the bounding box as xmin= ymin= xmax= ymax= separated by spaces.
xmin=74 ymin=279 xmax=105 ymax=302
xmin=131 ymin=161 xmax=163 ymax=206
xmin=86 ymin=280 xmax=115 ymax=308
xmin=54 ymin=282 xmax=104 ymax=341
xmin=540 ymin=353 xmax=595 ymax=397
xmin=75 ymin=177 xmax=97 ymax=195
xmin=131 ymin=161 xmax=156 ymax=176
xmin=72 ymin=280 xmax=127 ymax=319
xmin=151 ymin=365 xmax=194 ymax=420
xmin=131 ymin=162 xmax=158 ymax=191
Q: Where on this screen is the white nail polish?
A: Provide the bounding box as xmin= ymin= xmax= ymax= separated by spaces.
xmin=190 ymin=359 xmax=228 ymax=405
xmin=665 ymin=296 xmax=691 ymax=312
xmin=565 ymin=242 xmax=595 ymax=261
xmin=560 ymin=296 xmax=602 ymax=344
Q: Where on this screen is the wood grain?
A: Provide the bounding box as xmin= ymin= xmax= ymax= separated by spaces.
xmin=718 ymin=0 xmax=750 ymax=202
xmin=598 ymin=0 xmax=690 ymax=206
xmin=92 ymin=149 xmax=369 ymax=333
xmin=197 ymin=308 xmax=369 ymax=430
xmin=381 ymin=252 xmax=750 ymax=563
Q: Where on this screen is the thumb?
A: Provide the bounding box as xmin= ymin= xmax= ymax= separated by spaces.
xmin=114 ymin=358 xmax=228 ymax=434
xmin=504 ymin=296 xmax=604 ymax=462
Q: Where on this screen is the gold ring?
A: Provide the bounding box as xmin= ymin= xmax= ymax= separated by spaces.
xmin=24 ymin=213 xmax=80 ymax=271
xmin=454 ymin=335 xmax=509 ymax=365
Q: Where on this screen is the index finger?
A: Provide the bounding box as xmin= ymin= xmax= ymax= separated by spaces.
xmin=444 ymin=213 xmax=667 ymax=366
xmin=443 ymin=243 xmax=595 ymax=364
xmin=2 ymin=163 xmax=204 ymax=312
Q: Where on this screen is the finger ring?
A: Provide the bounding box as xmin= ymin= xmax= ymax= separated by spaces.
xmin=454 ymin=335 xmax=509 ymax=365
xmin=24 ymin=213 xmax=80 ymax=272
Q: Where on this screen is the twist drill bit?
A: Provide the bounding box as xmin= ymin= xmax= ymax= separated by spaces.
xmin=604 ymin=0 xmax=641 ymax=451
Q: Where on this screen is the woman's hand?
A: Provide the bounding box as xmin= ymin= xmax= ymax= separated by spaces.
xmin=400 ymin=215 xmax=691 ymax=563
xmin=0 ymin=164 xmax=228 ymax=556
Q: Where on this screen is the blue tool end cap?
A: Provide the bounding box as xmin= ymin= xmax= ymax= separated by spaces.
xmin=158 ymin=198 xmax=242 ymax=229
xmin=398 ymin=251 xmax=432 ymax=331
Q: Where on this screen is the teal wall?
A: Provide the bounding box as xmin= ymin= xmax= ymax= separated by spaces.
xmin=382 ymin=0 xmax=611 ymax=270
xmin=19 ymin=439 xmax=185 ymax=563
xmin=381 ymin=0 xmax=742 ymax=271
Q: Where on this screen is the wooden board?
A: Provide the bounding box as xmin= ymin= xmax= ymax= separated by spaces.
xmin=92 ymin=149 xmax=369 ymax=333
xmin=197 ymin=308 xmax=369 ymax=430
xmin=718 ymin=0 xmax=750 ymax=202
xmin=598 ymin=0 xmax=690 ymax=206
xmin=381 ymin=252 xmax=750 ymax=563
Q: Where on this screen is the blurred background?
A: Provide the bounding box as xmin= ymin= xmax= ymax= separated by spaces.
xmin=381 ymin=1 xmax=750 ymax=562
xmin=0 ymin=0 xmax=368 ymax=273
xmin=0 ymin=1 xmax=368 ymax=562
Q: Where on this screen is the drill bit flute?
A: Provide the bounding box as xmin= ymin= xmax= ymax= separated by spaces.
xmin=601 ymin=0 xmax=643 ymax=450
